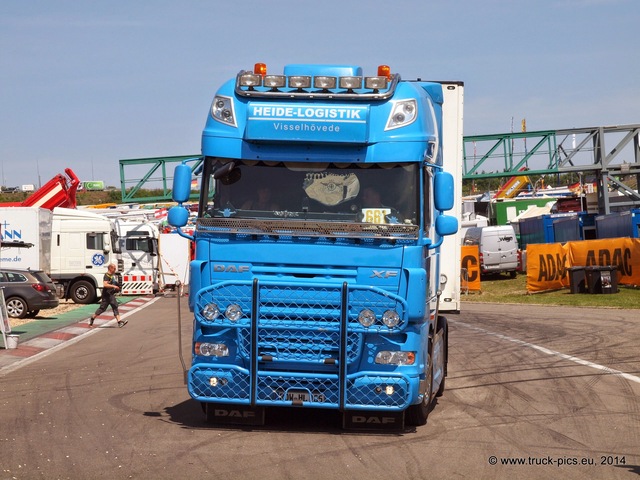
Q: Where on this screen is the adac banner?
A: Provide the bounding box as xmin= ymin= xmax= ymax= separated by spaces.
xmin=461 ymin=245 xmax=481 ymax=291
xmin=246 ymin=103 xmax=369 ymax=143
xmin=526 ymin=237 xmax=640 ymax=292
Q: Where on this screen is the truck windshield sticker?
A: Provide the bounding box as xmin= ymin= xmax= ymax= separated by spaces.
xmin=303 ymin=172 xmax=360 ymax=206
xmin=246 ymin=103 xmax=369 ymax=143
xmin=361 ymin=208 xmax=392 ymax=224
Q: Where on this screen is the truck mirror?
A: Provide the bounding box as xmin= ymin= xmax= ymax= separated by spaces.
xmin=435 ymin=214 xmax=458 ymax=237
xmin=434 ymin=171 xmax=455 ymax=212
xmin=172 ymin=164 xmax=192 ymax=203
xmin=168 ymin=206 xmax=189 ymax=228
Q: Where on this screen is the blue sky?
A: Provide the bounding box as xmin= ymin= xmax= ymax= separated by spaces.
xmin=1 ymin=0 xmax=638 ymax=188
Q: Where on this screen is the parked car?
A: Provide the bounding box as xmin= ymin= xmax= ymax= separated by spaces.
xmin=0 ymin=269 xmax=60 ymax=319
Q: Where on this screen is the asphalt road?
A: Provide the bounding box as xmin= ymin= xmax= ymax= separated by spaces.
xmin=0 ymin=298 xmax=638 ymax=480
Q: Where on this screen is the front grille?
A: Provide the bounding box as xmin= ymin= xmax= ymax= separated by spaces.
xmin=192 ymin=279 xmax=410 ymax=409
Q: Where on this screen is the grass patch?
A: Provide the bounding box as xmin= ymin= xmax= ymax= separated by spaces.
xmin=462 ymin=272 xmax=640 ymax=309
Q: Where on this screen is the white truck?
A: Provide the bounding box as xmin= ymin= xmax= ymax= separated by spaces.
xmin=112 ymin=216 xmax=160 ymax=295
xmin=0 ymin=206 xmax=121 ymax=303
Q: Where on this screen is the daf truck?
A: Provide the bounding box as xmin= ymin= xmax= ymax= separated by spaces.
xmin=168 ymin=63 xmax=462 ymax=429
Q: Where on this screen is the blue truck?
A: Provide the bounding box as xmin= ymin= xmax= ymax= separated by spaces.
xmin=168 ymin=63 xmax=463 ymax=429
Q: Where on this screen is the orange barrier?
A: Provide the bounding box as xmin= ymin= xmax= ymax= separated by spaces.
xmin=526 ymin=238 xmax=640 ymax=292
xmin=461 ymin=245 xmax=481 ymax=291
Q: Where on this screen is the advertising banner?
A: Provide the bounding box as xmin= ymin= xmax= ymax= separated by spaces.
xmin=461 ymin=245 xmax=481 ymax=291
xmin=526 ymin=238 xmax=640 ymax=292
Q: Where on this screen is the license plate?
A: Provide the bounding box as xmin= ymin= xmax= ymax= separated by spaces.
xmin=286 ymin=390 xmax=310 ymax=402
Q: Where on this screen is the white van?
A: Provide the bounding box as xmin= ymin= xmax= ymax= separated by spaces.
xmin=463 ymin=225 xmax=520 ymax=277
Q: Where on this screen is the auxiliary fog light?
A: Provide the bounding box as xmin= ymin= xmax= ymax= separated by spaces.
xmin=314 ymin=76 xmax=337 ymax=90
xmin=239 ymin=72 xmax=262 ymax=87
xmin=364 ymin=76 xmax=388 ymax=90
xmin=264 ymin=75 xmax=286 ymax=88
xmin=202 ymin=303 xmax=220 ymax=320
xmin=375 ymin=351 xmax=416 ymax=366
xmin=196 ymin=342 xmax=229 ymax=357
xmin=289 ymin=75 xmax=311 ymax=89
xmin=382 ymin=310 xmax=400 ymax=328
xmin=209 ymin=377 xmax=229 ymax=387
xmin=339 ymin=76 xmax=363 ymax=90
xmin=225 ymin=304 xmax=243 ymax=321
xmin=358 ymin=309 xmax=376 ymax=327
xmin=374 ymin=385 xmax=395 ymax=396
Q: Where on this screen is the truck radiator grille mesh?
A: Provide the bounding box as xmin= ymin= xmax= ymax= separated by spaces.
xmin=191 ymin=280 xmax=411 ymax=409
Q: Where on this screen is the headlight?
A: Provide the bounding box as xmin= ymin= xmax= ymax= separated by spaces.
xmin=358 ymin=309 xmax=376 ymax=327
xmin=202 ymin=303 xmax=220 ymax=320
xmin=375 ymin=351 xmax=416 ymax=365
xmin=385 ymin=99 xmax=417 ymax=130
xmin=211 ymin=95 xmax=236 ymax=127
xmin=382 ymin=310 xmax=400 ymax=328
xmin=196 ymin=342 xmax=229 ymax=357
xmin=225 ymin=304 xmax=243 ymax=321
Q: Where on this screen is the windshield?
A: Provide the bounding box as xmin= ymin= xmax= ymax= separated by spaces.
xmin=201 ymin=159 xmax=419 ymax=225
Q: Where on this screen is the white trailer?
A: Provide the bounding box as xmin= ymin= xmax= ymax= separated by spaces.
xmin=437 ymin=82 xmax=464 ymax=313
xmin=0 ymin=207 xmax=52 ymax=271
xmin=0 ymin=206 xmax=121 ymax=303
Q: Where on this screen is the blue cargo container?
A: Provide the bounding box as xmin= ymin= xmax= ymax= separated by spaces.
xmin=595 ymin=209 xmax=640 ymax=239
xmin=518 ymin=212 xmax=596 ymax=249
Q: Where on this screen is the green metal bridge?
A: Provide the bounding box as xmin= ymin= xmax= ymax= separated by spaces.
xmin=119 ymin=124 xmax=640 ymax=214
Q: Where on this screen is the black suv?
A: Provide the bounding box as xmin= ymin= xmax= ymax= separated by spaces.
xmin=0 ymin=269 xmax=60 ymax=318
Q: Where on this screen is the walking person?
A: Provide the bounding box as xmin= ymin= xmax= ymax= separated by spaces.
xmin=89 ymin=263 xmax=127 ymax=327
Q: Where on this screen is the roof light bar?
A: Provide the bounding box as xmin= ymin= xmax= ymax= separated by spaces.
xmin=236 ymin=64 xmax=398 ymax=99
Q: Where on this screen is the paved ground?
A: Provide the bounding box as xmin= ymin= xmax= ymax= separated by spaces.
xmin=0 ymin=296 xmax=159 ymax=373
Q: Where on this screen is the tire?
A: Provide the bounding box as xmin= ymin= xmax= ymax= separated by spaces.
xmin=406 ymin=342 xmax=433 ymax=426
xmin=510 ymin=270 xmax=517 ymax=279
xmin=70 ymin=280 xmax=96 ymax=304
xmin=6 ymin=297 xmax=28 ymax=319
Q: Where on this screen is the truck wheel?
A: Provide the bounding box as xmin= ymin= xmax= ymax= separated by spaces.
xmin=70 ymin=280 xmax=96 ymax=304
xmin=406 ymin=342 xmax=433 ymax=426
xmin=6 ymin=297 xmax=28 ymax=319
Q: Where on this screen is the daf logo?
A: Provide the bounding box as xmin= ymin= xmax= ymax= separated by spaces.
xmin=214 ymin=409 xmax=256 ymax=418
xmin=352 ymin=415 xmax=397 ymax=424
xmin=371 ymin=270 xmax=398 ymax=279
xmin=214 ymin=264 xmax=250 ymax=273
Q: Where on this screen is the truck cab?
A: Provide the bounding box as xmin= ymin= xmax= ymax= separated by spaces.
xmin=169 ymin=63 xmax=462 ymax=429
